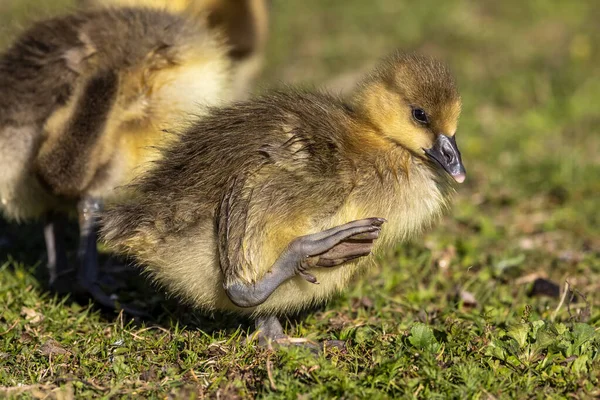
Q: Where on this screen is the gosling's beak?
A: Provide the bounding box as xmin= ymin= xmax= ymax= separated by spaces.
xmin=424 ymin=134 xmax=466 ymax=183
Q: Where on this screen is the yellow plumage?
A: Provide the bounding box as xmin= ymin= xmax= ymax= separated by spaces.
xmin=80 ymin=0 xmax=270 ymax=99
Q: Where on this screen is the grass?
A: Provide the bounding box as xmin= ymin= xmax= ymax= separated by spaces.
xmin=1 ymin=0 xmax=599 ymax=398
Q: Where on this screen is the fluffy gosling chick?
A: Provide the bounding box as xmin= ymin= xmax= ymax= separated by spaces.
xmin=79 ymin=0 xmax=270 ymax=99
xmin=0 ymin=7 xmax=236 ymax=310
xmin=101 ymin=52 xmax=466 ymax=341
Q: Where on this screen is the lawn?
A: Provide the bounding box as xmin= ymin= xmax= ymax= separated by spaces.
xmin=1 ymin=0 xmax=599 ymax=398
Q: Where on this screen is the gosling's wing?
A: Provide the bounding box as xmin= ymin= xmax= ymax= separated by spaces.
xmin=216 ymin=173 xmax=256 ymax=287
xmin=216 ymin=126 xmax=352 ymax=289
xmin=34 ymin=70 xmax=119 ymax=197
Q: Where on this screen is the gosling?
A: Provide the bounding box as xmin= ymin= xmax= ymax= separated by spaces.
xmin=0 ymin=7 xmax=242 ymax=311
xmin=101 ymin=52 xmax=466 ymax=342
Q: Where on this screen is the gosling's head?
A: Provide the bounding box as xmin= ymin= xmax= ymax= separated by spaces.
xmin=354 ymin=52 xmax=466 ymax=183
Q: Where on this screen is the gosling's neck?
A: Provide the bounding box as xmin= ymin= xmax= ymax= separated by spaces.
xmin=345 ymin=145 xmax=455 ymax=246
xmin=340 ymin=108 xmax=455 ymax=243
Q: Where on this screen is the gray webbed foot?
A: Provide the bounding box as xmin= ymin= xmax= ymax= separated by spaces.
xmin=225 ymin=217 xmax=385 ymax=308
xmin=253 ymin=315 xmax=319 ymax=351
xmin=253 ymin=316 xmax=345 ymax=353
xmin=255 ymin=315 xmax=287 ymax=344
xmin=291 ymin=217 xmax=386 ymax=283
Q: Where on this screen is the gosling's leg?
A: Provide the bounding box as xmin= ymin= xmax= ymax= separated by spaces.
xmin=225 ymin=217 xmax=385 ymax=308
xmin=253 ymin=315 xmax=317 ymax=349
xmin=76 ymin=197 xmax=102 ymax=290
xmin=44 ymin=212 xmax=70 ymax=293
xmin=255 ymin=315 xmax=286 ymax=342
xmin=227 ymin=218 xmax=385 ymax=349
xmin=254 ymin=316 xmax=346 ymax=351
xmin=76 ymin=197 xmax=146 ymax=316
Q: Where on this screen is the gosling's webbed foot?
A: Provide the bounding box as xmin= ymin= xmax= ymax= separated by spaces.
xmin=255 ymin=314 xmax=286 ymax=342
xmin=75 ymin=278 xmax=149 ymax=318
xmin=252 ymin=316 xmax=345 ymax=353
xmin=254 ymin=315 xmax=319 ymax=351
xmin=225 ymin=217 xmax=385 ymax=308
xmin=314 ymin=229 xmax=381 ymax=267
xmin=290 ymin=217 xmax=386 ymax=283
xmin=48 ymin=265 xmax=148 ymax=317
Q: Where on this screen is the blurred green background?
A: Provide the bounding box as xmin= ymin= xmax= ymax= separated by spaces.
xmin=0 ymin=0 xmax=598 ymax=398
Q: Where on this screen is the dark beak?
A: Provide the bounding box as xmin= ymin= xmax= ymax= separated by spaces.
xmin=424 ymin=134 xmax=466 ymax=183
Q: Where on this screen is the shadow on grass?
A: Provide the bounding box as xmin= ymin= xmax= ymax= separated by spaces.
xmin=0 ymin=218 xmax=323 ymax=336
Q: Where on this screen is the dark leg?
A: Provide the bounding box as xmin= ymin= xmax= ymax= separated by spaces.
xmin=253 ymin=315 xmax=318 ymax=349
xmin=44 ymin=212 xmax=70 ymax=293
xmin=255 ymin=315 xmax=286 ymax=342
xmin=77 ymin=197 xmax=102 ymax=288
xmin=225 ymin=217 xmax=386 ymax=308
xmin=254 ymin=315 xmax=345 ymax=351
xmin=76 ymin=197 xmax=146 ymax=317
xmin=231 ymin=218 xmax=386 ymax=350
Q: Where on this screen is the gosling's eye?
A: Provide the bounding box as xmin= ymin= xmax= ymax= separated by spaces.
xmin=412 ymin=108 xmax=428 ymax=124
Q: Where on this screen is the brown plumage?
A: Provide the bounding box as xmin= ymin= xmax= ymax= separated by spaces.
xmin=101 ymin=52 xmax=466 ymax=341
xmin=79 ymin=0 xmax=270 ymax=99
xmin=0 ymin=6 xmax=246 ymax=309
